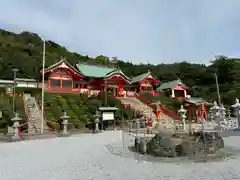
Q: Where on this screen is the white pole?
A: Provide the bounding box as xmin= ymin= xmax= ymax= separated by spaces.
xmin=214 ymin=73 xmax=221 ymax=105
xmin=41 ymin=40 xmax=46 ymax=134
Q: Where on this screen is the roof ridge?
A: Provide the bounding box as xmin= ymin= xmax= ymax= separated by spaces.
xmin=131 ymin=71 xmax=150 ymax=78
xmin=77 ymin=62 xmax=116 ymax=69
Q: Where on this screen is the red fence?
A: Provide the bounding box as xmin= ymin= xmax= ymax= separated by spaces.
xmin=135 ymin=93 xmax=180 ymax=120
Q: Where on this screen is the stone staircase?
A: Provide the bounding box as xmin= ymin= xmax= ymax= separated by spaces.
xmin=23 ymin=94 xmax=49 ymax=134
xmin=117 ymin=97 xmax=175 ymax=128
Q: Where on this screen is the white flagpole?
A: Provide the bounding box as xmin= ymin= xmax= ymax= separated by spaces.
xmin=214 ymin=72 xmax=221 ymax=105
xmin=41 ymin=40 xmax=46 ymax=134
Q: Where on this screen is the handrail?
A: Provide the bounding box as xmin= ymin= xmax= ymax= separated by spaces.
xmin=37 ymin=98 xmax=55 ymax=132
xmin=135 ymin=93 xmax=180 ymax=120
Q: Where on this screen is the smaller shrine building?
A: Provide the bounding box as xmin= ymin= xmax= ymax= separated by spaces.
xmin=156 ymin=79 xmax=188 ymax=98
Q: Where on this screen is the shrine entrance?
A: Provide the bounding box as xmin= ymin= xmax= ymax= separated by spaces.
xmin=107 ymin=86 xmax=118 ymax=96
xmin=107 ymin=85 xmax=124 ymax=97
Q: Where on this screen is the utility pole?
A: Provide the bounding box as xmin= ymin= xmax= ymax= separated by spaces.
xmin=41 ymin=40 xmax=46 ymax=135
xmin=12 ymin=68 xmax=19 ymax=114
xmin=214 ymin=73 xmax=221 ymax=105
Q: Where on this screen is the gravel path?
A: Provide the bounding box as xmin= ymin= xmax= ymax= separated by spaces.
xmin=0 ymin=131 xmax=240 ymax=180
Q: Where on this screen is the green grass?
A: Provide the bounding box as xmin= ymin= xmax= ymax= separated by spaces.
xmin=35 ymin=92 xmax=138 ymax=129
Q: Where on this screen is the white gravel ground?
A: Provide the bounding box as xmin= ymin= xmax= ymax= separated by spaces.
xmin=0 ymin=131 xmax=240 ymax=180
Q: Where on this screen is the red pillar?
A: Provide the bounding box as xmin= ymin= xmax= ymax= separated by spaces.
xmin=201 ymin=104 xmax=206 ymax=120
xmin=195 ymin=109 xmax=199 ymax=121
xmin=48 ymin=79 xmax=50 ymax=89
xmin=186 ymin=108 xmax=189 ymax=120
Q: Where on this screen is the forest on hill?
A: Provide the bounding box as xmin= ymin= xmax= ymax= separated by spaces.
xmin=0 ymin=29 xmax=240 ymax=104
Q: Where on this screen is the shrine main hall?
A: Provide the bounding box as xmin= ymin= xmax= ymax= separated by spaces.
xmin=41 ymin=59 xmax=160 ymax=96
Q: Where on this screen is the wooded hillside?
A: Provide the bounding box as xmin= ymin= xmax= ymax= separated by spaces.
xmin=0 ymin=29 xmax=239 ymax=104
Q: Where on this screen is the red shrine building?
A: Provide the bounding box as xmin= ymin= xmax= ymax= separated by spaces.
xmin=41 ymin=59 xmax=161 ymax=96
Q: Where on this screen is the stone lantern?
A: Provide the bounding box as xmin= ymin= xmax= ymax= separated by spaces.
xmin=219 ymin=104 xmax=226 ymax=123
xmin=60 ymin=111 xmax=70 ymax=136
xmin=10 ymin=112 xmax=22 ymax=141
xmin=210 ymin=101 xmax=220 ymax=121
xmin=232 ymin=98 xmax=240 ymax=127
xmin=94 ymin=110 xmax=100 ymax=133
xmin=178 ymin=105 xmax=186 ymax=131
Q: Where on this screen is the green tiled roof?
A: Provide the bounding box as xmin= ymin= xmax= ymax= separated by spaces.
xmin=131 ymin=71 xmax=151 ymax=84
xmin=185 ymin=97 xmax=212 ymax=105
xmin=76 ymin=63 xmax=116 ymax=78
xmin=157 ymin=79 xmax=186 ymax=90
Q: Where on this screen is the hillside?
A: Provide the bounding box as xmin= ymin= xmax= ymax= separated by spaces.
xmin=0 ymin=29 xmax=240 ymax=104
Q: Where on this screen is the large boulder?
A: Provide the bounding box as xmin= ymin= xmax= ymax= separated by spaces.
xmin=144 ymin=131 xmax=224 ymax=158
xmin=146 ymin=133 xmax=177 ymax=157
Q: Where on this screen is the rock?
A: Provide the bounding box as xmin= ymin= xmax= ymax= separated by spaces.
xmin=146 ymin=133 xmax=177 ymax=157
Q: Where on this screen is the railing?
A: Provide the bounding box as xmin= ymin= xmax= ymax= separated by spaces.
xmin=46 ymin=87 xmax=89 ymax=94
xmin=135 ymin=93 xmax=180 ymax=120
xmin=89 ymin=90 xmax=100 ymax=96
xmin=37 ymin=98 xmax=56 ymax=132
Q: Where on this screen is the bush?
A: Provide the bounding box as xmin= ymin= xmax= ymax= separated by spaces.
xmin=35 ymin=92 xmax=98 ymax=130
xmin=0 ymin=94 xmax=27 ymax=130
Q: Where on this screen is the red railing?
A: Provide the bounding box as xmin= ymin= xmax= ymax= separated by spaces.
xmin=135 ymin=93 xmax=180 ymax=120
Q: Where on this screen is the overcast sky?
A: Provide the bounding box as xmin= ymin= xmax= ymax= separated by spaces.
xmin=0 ymin=0 xmax=240 ymax=64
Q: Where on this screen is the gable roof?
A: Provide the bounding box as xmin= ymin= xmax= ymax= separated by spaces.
xmin=41 ymin=59 xmax=81 ymax=75
xmin=157 ymin=79 xmax=187 ymax=90
xmin=130 ymin=71 xmax=160 ymax=84
xmin=131 ymin=72 xmax=151 ymax=84
xmin=105 ymin=69 xmax=131 ymax=81
xmin=76 ymin=63 xmax=116 ymax=78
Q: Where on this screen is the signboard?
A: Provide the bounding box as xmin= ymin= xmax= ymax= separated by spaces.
xmin=102 ymin=112 xmax=114 ymax=121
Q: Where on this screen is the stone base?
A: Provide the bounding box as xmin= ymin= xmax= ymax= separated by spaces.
xmin=93 ymin=129 xmax=101 ymax=134
xmin=9 ymin=135 xmax=22 ymax=142
xmin=59 ymin=132 xmax=70 ymax=137
xmin=233 ymin=128 xmax=240 ymax=131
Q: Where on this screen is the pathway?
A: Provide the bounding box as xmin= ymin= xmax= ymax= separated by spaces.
xmin=0 ymin=131 xmax=240 ymax=180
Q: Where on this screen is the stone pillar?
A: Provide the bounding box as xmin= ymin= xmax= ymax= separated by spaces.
xmin=171 ymin=89 xmax=175 ymax=98
xmin=178 ymin=105 xmax=186 ymax=131
xmin=10 ymin=113 xmax=22 ymax=141
xmin=60 ymin=111 xmax=70 ymax=136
